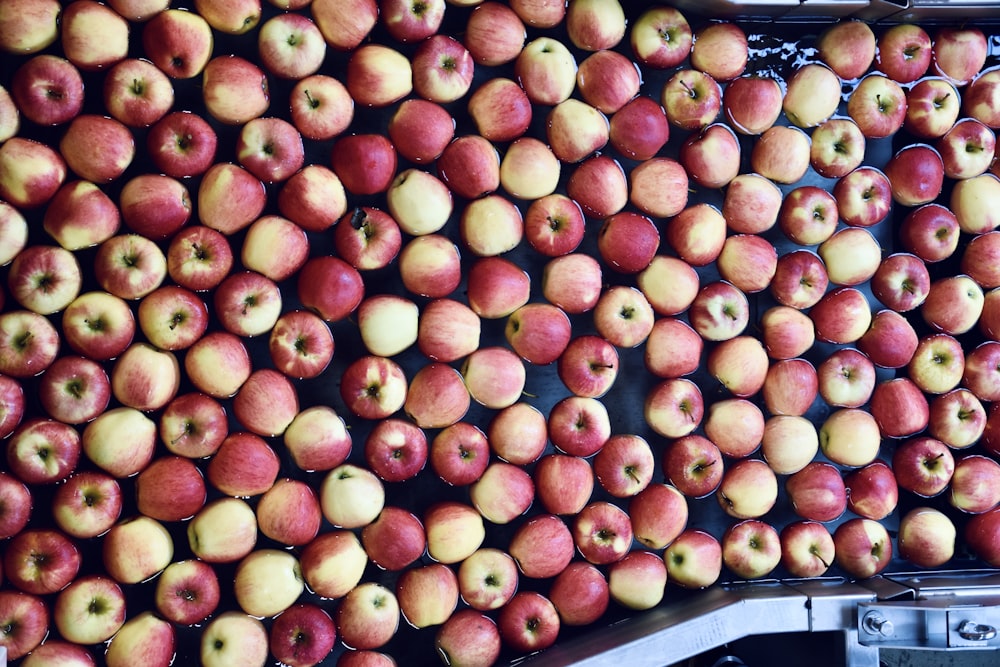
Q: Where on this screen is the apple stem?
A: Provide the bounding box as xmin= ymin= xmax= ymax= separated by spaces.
xmin=350 ymin=207 xmax=367 ymax=230
xmin=130 ymin=78 xmax=145 ymax=95
xmin=13 ymin=330 xmax=32 ymax=350
xmin=810 ymin=546 xmax=830 ymax=568
xmin=546 ymin=215 xmax=562 ymax=232
xmin=303 ymin=89 xmax=320 ymax=109
xmin=680 ymin=79 xmax=697 ymax=99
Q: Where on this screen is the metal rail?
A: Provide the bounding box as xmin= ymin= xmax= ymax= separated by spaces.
xmin=517 ymin=571 xmax=1000 ymax=666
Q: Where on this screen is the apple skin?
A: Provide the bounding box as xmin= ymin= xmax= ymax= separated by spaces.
xmin=965 ymin=506 xmax=1000 ymax=566
xmin=207 ymin=431 xmax=280 ymax=498
xmin=142 ymin=8 xmax=214 ymax=79
xmin=844 ymin=461 xmax=899 ymax=521
xmin=833 ymin=518 xmax=893 ymax=579
xmin=463 ymin=1 xmax=525 ymax=66
xmin=780 ymin=520 xmax=836 ymax=579
xmin=629 ymin=482 xmax=689 ymax=549
xmin=154 ymin=558 xmax=221 ymax=627
xmin=548 ymin=560 xmax=610 ymax=626
xmin=435 ymin=610 xmax=502 ymax=667
xmin=0 ymin=136 xmax=67 ymax=210
xmin=691 ymin=21 xmax=748 ymax=81
xmin=269 ymin=603 xmax=336 ymax=667
xmin=534 ymin=453 xmax=594 ymax=517
xmin=892 ymin=436 xmax=955 ymax=498
xmin=345 ymin=43 xmax=413 ymax=108
xmin=101 ymin=515 xmax=174 ymax=585
xmin=497 ymin=591 xmax=561 ymax=654
xmin=785 ymin=462 xmax=847 ymax=523
xmin=722 ymin=519 xmax=781 ymax=580
xmin=665 ymin=529 xmax=723 ymax=589
xmin=135 ymin=455 xmax=206 ymax=522
xmin=509 ymin=514 xmax=575 ymax=579
xmin=716 ymin=458 xmax=778 ymax=520
xmin=3 ymin=528 xmax=82 ymax=595
xmin=816 ymin=19 xmax=876 ymax=80
xmin=0 ymin=589 xmax=50 ymax=660
xmin=819 ymin=408 xmax=882 ymax=468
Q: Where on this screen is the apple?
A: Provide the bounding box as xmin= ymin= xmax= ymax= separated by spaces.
xmin=193 ymin=0 xmax=261 ymax=34
xmin=486 ymin=402 xmax=546 ymax=467
xmin=233 ymin=549 xmax=304 ymax=619
xmin=542 ymin=253 xmax=602 ymax=314
xmin=751 ymin=125 xmax=811 ymax=184
xmin=721 ymin=173 xmax=783 ymax=235
xmin=892 ymin=436 xmax=955 ymax=498
xmin=690 ymin=21 xmax=748 ymax=81
xmin=576 ymin=49 xmax=640 ymax=115
xmin=297 ymin=256 xmax=365 ymax=323
xmin=933 ymin=26 xmax=988 ymax=85
xmin=688 ymin=280 xmax=749 ymax=341
xmin=717 ymin=233 xmax=777 ymax=294
xmin=135 ymin=455 xmax=206 ymax=522
xmin=79 ymin=406 xmax=156 ymax=479
xmin=416 ymin=298 xmax=480 ymax=364
xmin=665 ymin=529 xmax=723 ymax=589
xmin=319 ymin=463 xmax=385 ymax=531
xmin=468 ymin=76 xmax=532 ymax=144
xmin=962 ymin=231 xmax=1000 ymax=290
xmin=899 ymin=204 xmax=960 ymax=263
xmin=461 ymin=346 xmax=526 ymax=410
xmin=716 ymin=458 xmax=778 ymax=520
xmin=808 ymin=117 xmax=865 ymax=181
xmin=833 ymin=518 xmax=893 ymax=579
xmin=411 ymin=231 xmax=472 ymax=293
xmin=455 ymin=547 xmax=517 ymax=613
xmin=4 ymin=528 xmax=81 ymax=595
xmin=661 ymin=68 xmax=721 ymax=131
xmin=608 ymin=549 xmax=668 ymax=611
xmin=364 ymin=418 xmax=429 ymax=483
xmin=37 ymin=355 xmax=110 ymax=425
xmin=0 ymin=0 xmax=61 ymax=53
xmin=0 ymin=590 xmax=48 ymax=660
xmin=21 ymin=641 xmax=97 ymax=667
xmin=346 ymin=43 xmax=413 ymax=108
xmin=277 ymin=166 xmax=348 ymax=235
xmin=154 ymin=559 xmax=221 ymax=626
xmin=884 ymin=143 xmax=944 ymax=207
xmin=534 ymin=453 xmax=594 ymax=517
xmin=269 ymin=604 xmax=336 ymax=667
xmin=197 ymin=162 xmax=267 ymax=236
xmin=141 ymin=8 xmax=214 ymax=79
xmin=257 ymin=12 xmax=325 ymax=81
xmin=58 ymin=115 xmax=135 ymax=186
xmin=200 ymin=612 xmax=268 ymax=667
xmin=857 ymin=309 xmax=919 ymax=369
xmin=289 ymin=74 xmax=354 ymax=141
xmin=386 ymin=99 xmax=454 ymax=166
xmin=158 ymin=393 xmax=228 ymax=458
xmin=7 ymin=418 xmax=81 ymax=484
xmin=810 ymin=287 xmax=872 ymax=345
xmin=628 ymin=482 xmax=688 ymax=551
xmin=898 ymin=507 xmax=956 ymax=569
xmin=722 ymin=74 xmax=782 ymax=135
xmin=819 ymin=408 xmax=881 ymax=468
xmin=513 ymin=36 xmax=577 ymax=106
xmin=593 ymin=433 xmax=654 ymax=499
xmin=645 ymin=317 xmax=702 ymax=379
xmin=0 ymin=310 xmax=60 ymax=380
xmin=707 ymin=335 xmax=769 ymax=398
xmin=213 ymin=270 xmax=283 ymax=338
xmin=52 ymin=574 xmax=126 ymax=645
xmin=80 ymin=622 xmax=152 ymax=667
xmin=769 ymin=249 xmax=829 ymax=310
xmin=360 ymin=506 xmax=425 ymax=572
xmin=102 ymin=57 xmax=174 ymax=128
xmin=463 ymin=0 xmax=525 ymax=66
xmin=679 ymin=123 xmax=742 ymax=189
xmin=951 ymin=172 xmax=1000 ymax=234
xmin=470 ymin=461 xmax=534 ymax=525
xmin=844 ymin=461 xmax=899 ymax=521
xmin=928 ymin=388 xmax=988 ymax=449
xmin=299 ymin=530 xmax=367 ymax=600
xmin=593 ymin=285 xmax=656 ymax=349
xmin=947 ymin=454 xmax=1000 ymax=516
xmin=187 ymin=497 xmax=258 ymax=564
xmin=269 ymin=310 xmax=335 ymax=380
xmin=42 ymin=181 xmax=121 ymax=252
xmin=110 ymin=342 xmax=179 ymax=412
xmin=207 ymin=431 xmax=280 ymax=497
xmin=311 ymin=0 xmax=377 ymax=51
xmin=760 ymin=306 xmax=815 ymax=361
xmin=875 ymin=23 xmax=932 ymax=83
xmin=816 ymin=19 xmax=875 ymax=80
xmin=336 ymin=583 xmax=400 ymax=651
xmin=963 ymin=342 xmax=1000 ymax=403
xmin=721 ymin=519 xmax=781 ymax=580
xmin=785 ymin=462 xmax=848 ymax=523
xmin=6 ymin=245 xmax=82 ymax=316
xmin=396 ymin=563 xmax=460 ymax=630
xmin=573 ymin=501 xmax=633 ymax=565
xmin=410 ymin=34 xmax=474 ymax=104
xmin=435 ymin=610 xmax=502 ymax=667
xmin=870 ymin=252 xmax=931 ymax=313
xmin=903 ymin=77 xmax=961 ymax=139
xmin=118 ymin=173 xmax=192 ymax=240
xmin=922 ymin=274 xmax=985 ymax=335
xmin=781 ymin=520 xmax=836 ymax=579
xmin=870 ymin=377 xmax=930 ymax=439
xmin=761 ymin=415 xmax=819 ymax=476
xmin=183 ymin=331 xmax=251 ymax=399
xmin=847 ymin=74 xmax=907 ymax=138
xmin=629 ymin=5 xmax=691 ymax=67
xmin=608 ymin=94 xmax=669 ymax=162
xmin=703 ymin=398 xmax=764 ymax=459
xmin=236 ymin=116 xmax=305 ymax=184
xmin=645 ymin=377 xmax=704 ymax=439
xmin=283 ymin=405 xmax=352 ymax=474
xmin=508 ymin=514 xmax=575 ymax=580
xmin=101 ymin=515 xmax=173 ymax=584
xmin=339 ymin=354 xmax=408 ymax=420
xmin=938 ymin=118 xmax=996 ymax=180
xmin=497 ymin=591 xmax=560 ymax=654
xmin=10 ymin=54 xmax=85 ymax=127
xmin=0 ymin=471 xmax=31 ymax=538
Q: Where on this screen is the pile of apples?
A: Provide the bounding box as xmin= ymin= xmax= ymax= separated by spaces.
xmin=3 ymin=0 xmax=1000 ymax=664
